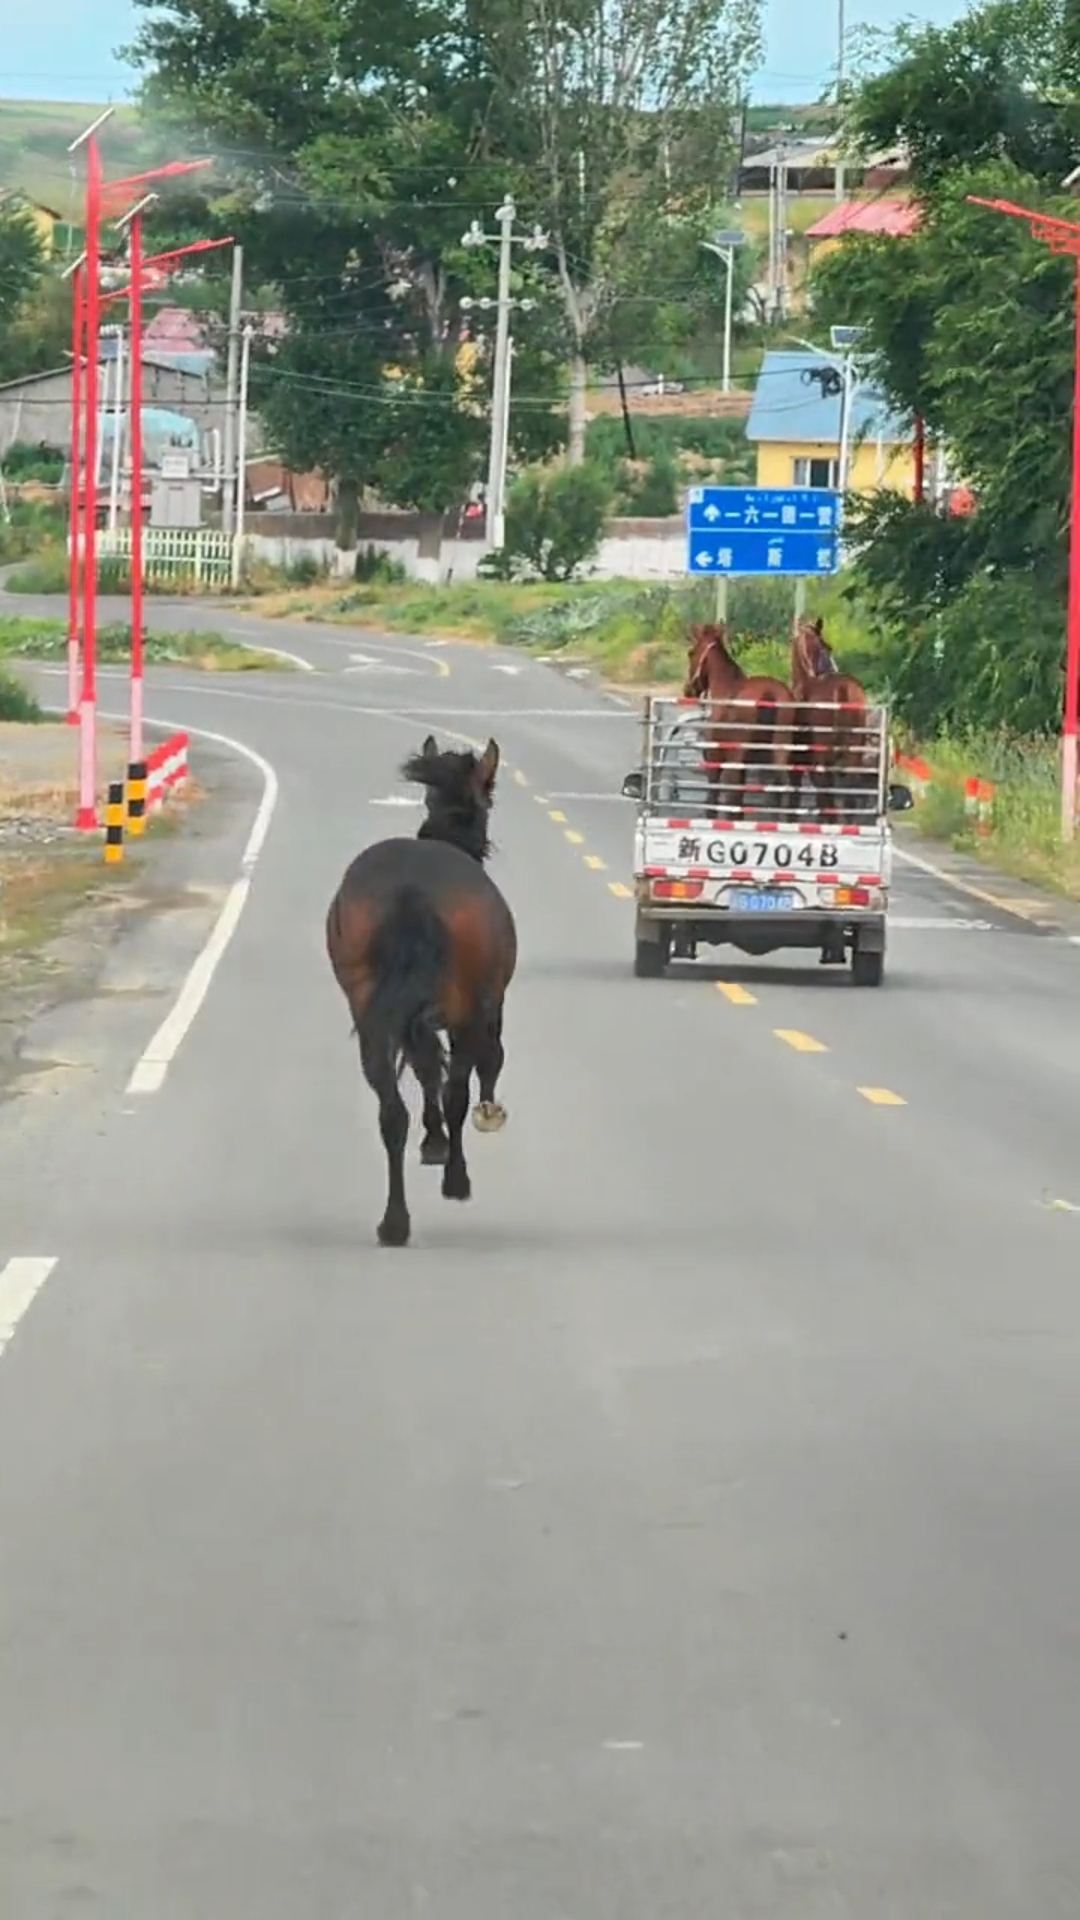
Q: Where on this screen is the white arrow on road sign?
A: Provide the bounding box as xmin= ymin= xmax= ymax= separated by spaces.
xmin=695 ymin=549 xmax=713 ymax=567
xmin=703 ymin=503 xmax=720 ymax=521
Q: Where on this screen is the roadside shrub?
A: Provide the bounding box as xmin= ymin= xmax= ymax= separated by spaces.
xmin=353 ymin=543 xmax=407 ymax=585
xmin=0 ymin=665 xmax=42 ymax=722
xmin=488 ymin=462 xmax=612 ymax=582
xmin=0 ymin=501 xmax=66 ymax=566
xmin=619 ymin=448 xmax=680 ymax=517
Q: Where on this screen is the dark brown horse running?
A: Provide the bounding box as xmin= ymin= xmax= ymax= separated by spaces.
xmin=684 ymin=622 xmax=796 ymax=819
xmin=325 ymin=735 xmax=517 ymax=1248
xmin=790 ymin=615 xmax=871 ymax=821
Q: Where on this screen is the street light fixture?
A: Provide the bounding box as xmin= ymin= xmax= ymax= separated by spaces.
xmin=788 ymin=328 xmax=864 ymax=498
xmin=701 ymin=229 xmax=746 ymax=394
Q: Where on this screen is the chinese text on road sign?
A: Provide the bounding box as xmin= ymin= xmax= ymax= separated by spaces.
xmin=686 ymin=486 xmax=840 ymax=577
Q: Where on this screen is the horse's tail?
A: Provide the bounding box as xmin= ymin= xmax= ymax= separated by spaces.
xmin=360 ymin=884 xmax=450 ymax=1084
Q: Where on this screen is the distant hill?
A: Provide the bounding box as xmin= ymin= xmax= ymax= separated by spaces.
xmin=745 ymin=100 xmax=836 ymax=139
xmin=0 ymin=98 xmax=147 ymax=221
xmin=1 ymin=92 xmax=836 ymax=206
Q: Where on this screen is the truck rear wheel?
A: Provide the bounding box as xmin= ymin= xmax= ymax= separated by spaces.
xmin=851 ymin=945 xmax=884 ymax=987
xmin=634 ymin=921 xmax=671 ymax=977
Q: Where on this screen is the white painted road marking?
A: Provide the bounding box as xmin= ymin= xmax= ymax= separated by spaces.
xmin=220 ymin=629 xmax=315 ymax=671
xmin=890 ymin=916 xmax=995 ymax=931
xmin=490 ymin=662 xmax=523 ymax=675
xmin=126 ymin=722 xmax=279 ymax=1095
xmin=369 ymin=794 xmax=422 ymax=807
xmin=0 ymin=1258 xmax=58 ymax=1360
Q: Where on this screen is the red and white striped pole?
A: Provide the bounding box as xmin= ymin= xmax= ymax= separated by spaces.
xmin=68 ymin=112 xmax=113 ymax=830
xmin=66 ymin=260 xmax=84 ymax=726
xmin=128 ymin=207 xmax=146 ymax=765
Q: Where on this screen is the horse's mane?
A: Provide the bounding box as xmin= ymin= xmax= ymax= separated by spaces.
xmin=401 ymin=744 xmax=483 ymax=798
xmin=401 ymin=745 xmax=493 ymax=862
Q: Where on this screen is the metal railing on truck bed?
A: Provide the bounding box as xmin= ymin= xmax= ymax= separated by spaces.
xmin=638 ymin=694 xmax=890 ymax=827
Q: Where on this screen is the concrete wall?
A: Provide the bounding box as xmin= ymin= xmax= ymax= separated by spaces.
xmin=237 ymin=510 xmax=691 ymax=584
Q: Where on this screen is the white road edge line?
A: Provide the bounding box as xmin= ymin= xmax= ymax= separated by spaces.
xmin=61 ymin=715 xmax=280 ymax=1096
xmin=0 ymin=1257 xmax=59 ymax=1360
xmin=893 ymin=843 xmax=1068 ymax=927
xmin=225 ymin=635 xmax=315 ymax=672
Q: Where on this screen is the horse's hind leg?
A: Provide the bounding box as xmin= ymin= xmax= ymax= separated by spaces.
xmin=407 ymin=1027 xmax=448 ymax=1166
xmin=441 ymin=1034 xmax=474 ymax=1203
xmin=473 ymin=1004 xmax=507 ymax=1133
xmin=359 ymin=1034 xmax=411 ymax=1247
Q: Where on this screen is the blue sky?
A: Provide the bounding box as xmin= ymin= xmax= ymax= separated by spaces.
xmin=1 ymin=0 xmax=972 ymax=107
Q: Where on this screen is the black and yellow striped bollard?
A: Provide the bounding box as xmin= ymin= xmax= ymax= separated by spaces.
xmin=126 ymin=759 xmax=147 ymax=838
xmin=104 ymin=780 xmax=125 ymax=865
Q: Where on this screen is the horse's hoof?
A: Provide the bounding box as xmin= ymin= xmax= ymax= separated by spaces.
xmin=420 ymin=1134 xmax=449 ymax=1166
xmin=377 ymin=1214 xmax=411 ymax=1247
xmin=442 ymin=1165 xmax=472 ymax=1202
xmin=472 ymin=1100 xmax=507 ymax=1133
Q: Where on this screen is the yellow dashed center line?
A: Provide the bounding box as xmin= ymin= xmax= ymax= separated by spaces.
xmin=857 ymin=1086 xmax=907 ymax=1106
xmin=774 ymin=1029 xmax=828 ymax=1053
xmin=548 ymin=809 xmax=567 ymax=823
xmin=608 ymin=881 xmax=633 ymax=899
xmin=564 ymin=829 xmax=584 ymax=845
xmin=716 ymin=981 xmax=757 ymax=1005
xmin=584 ymin=854 xmax=607 ymax=870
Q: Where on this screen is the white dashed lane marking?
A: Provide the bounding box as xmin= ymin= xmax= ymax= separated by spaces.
xmin=0 ymin=1258 xmax=59 ymax=1361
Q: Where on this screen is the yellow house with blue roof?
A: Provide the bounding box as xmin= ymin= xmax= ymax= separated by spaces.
xmin=746 ymin=349 xmax=916 ymax=497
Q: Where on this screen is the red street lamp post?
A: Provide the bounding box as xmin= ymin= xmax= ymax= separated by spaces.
xmin=969 ymin=193 xmax=1080 ymax=841
xmin=66 ymin=261 xmax=84 ymax=726
xmin=65 ymin=127 xmax=214 ymax=830
xmin=67 ymin=113 xmax=111 ymax=829
xmin=102 ymin=224 xmax=232 ymax=768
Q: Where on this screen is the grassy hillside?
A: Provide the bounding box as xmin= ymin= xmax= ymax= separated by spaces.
xmin=0 ymin=98 xmax=147 ymax=221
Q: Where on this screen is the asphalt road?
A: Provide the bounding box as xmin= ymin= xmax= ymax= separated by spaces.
xmin=3 ymin=613 xmax=1080 ymax=1916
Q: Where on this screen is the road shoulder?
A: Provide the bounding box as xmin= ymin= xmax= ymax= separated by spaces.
xmin=0 ymin=720 xmax=261 ymax=1121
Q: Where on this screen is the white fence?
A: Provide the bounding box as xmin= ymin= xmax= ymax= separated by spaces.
xmin=95 ymin=527 xmax=237 ymax=587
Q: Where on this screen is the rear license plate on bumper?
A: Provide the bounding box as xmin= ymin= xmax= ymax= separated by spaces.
xmin=729 ymin=888 xmax=800 ymax=912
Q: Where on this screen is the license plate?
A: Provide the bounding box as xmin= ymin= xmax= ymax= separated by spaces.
xmin=730 ymin=888 xmax=799 ymax=912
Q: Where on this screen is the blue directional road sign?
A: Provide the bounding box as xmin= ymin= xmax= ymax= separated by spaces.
xmin=686 ymin=485 xmax=840 ymax=578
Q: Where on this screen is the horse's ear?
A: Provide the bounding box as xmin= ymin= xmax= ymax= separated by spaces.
xmin=814 ymin=616 xmax=824 ymax=638
xmin=422 ymin=734 xmax=438 ymax=758
xmin=477 ymin=738 xmax=499 ymax=792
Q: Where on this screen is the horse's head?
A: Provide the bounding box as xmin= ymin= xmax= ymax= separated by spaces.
xmin=402 ymin=733 xmax=500 ymax=862
xmin=685 ymin=623 xmax=722 ymax=698
xmin=796 ymin=615 xmax=836 ymax=679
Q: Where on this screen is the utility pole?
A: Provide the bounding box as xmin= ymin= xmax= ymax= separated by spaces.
xmin=232 ymin=322 xmax=254 ymax=588
xmin=221 ymin=242 xmax=243 ymax=536
xmin=462 ymin=200 xmax=547 ymax=552
xmin=835 ymin=0 xmax=846 ymax=204
xmin=488 ymin=198 xmax=513 ymax=550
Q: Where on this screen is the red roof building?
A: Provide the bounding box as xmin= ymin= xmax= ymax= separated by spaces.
xmin=806 ymin=197 xmax=922 ymax=248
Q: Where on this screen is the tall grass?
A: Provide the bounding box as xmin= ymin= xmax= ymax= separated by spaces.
xmin=0 ymin=665 xmax=43 ymax=723
xmin=911 ymin=730 xmax=1080 ymax=898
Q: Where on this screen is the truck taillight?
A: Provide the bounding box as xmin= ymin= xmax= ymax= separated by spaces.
xmin=652 ymin=878 xmax=704 ymax=901
xmin=822 ymin=884 xmax=880 ymax=908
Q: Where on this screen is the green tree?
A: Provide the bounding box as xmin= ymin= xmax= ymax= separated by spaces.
xmin=485 ymin=0 xmax=763 ymax=460
xmin=807 ymin=0 xmax=1080 ymax=732
xmin=125 ymin=0 xmax=560 ymax=517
